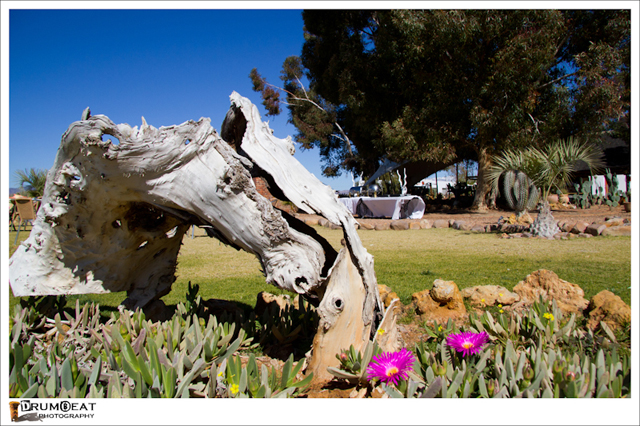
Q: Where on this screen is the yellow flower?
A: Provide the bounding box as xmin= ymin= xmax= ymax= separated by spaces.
xmin=230 ymin=384 xmax=239 ymax=394
xmin=217 ymin=370 xmax=224 ymax=377
xmin=499 ymin=309 xmax=504 ymax=314
xmin=438 ymin=326 xmax=443 ymax=332
xmin=499 ymin=293 xmax=503 ymax=297
xmin=543 ymin=313 xmax=555 ymax=321
xmin=498 ymin=304 xmax=502 ymax=308
xmin=377 ymin=328 xmax=385 ymax=335
xmin=481 ymin=298 xmax=485 ymax=303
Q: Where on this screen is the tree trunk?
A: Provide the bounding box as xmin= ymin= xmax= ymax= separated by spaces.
xmin=470 ymin=146 xmax=492 ymax=211
xmin=9 ymin=92 xmax=397 ymax=383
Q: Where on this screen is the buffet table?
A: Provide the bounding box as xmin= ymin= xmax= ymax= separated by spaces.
xmin=339 ymin=196 xmax=425 ymax=220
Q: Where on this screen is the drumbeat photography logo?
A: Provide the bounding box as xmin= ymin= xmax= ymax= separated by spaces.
xmin=8 ymin=400 xmax=97 ymax=422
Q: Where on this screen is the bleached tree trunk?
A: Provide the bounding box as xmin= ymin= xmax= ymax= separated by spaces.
xmin=9 ymin=92 xmax=395 ymax=383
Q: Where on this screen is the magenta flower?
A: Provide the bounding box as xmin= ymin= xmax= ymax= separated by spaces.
xmin=366 ymin=348 xmax=416 ymax=386
xmin=446 ymin=331 xmax=489 ymax=357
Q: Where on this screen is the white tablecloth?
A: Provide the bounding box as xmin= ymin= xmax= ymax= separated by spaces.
xmin=338 ymin=198 xmax=360 ymax=215
xmin=339 ymin=196 xmax=425 ymax=220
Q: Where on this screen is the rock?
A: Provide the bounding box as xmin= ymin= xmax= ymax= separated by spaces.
xmin=317 ymin=217 xmax=329 ymax=227
xmin=433 ymin=219 xmax=449 ymax=229
xmin=452 ymin=220 xmax=473 ymax=231
xmin=604 ymin=217 xmax=625 ymax=227
xmin=512 ymin=269 xmax=588 ymax=314
xmin=585 ymin=290 xmax=631 ymax=331
xmin=378 ymin=284 xmax=402 ymax=314
xmin=419 ymin=219 xmax=432 ymax=229
xmin=410 ymin=279 xmax=466 ymax=323
xmin=510 ymin=233 xmax=522 ymax=238
xmin=585 ymin=224 xmax=607 ymax=236
xmin=518 ymin=212 xmax=534 ymax=225
xmin=500 ymin=224 xmax=527 ymax=233
xmin=561 ymin=221 xmax=576 ymax=233
xmin=304 ymin=217 xmax=320 ymax=226
xmin=577 ymin=233 xmax=592 ymax=238
xmin=570 ymin=221 xmax=590 ymax=234
xmin=390 ymin=220 xmax=410 ymax=230
xmin=448 ymin=219 xmax=456 ymax=227
xmin=374 ymin=222 xmax=390 ymax=231
xmin=409 ymin=222 xmax=422 ymax=230
xmin=254 ymin=291 xmax=292 ymax=317
xmin=411 ymin=289 xmax=438 ymax=314
xmin=378 ymin=285 xmax=396 ymax=305
xmin=555 ymin=232 xmax=576 ymax=240
xmin=471 ymin=225 xmax=486 ymax=232
xmin=461 ymin=285 xmax=520 ymax=306
xmin=357 ymin=221 xmax=375 ymax=230
xmin=430 ymin=279 xmax=457 ymax=303
xmin=521 ymin=232 xmax=533 ymax=238
xmin=600 ymin=226 xmax=631 ymax=236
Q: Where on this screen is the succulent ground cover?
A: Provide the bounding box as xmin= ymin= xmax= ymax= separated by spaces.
xmin=8 ymin=206 xmax=631 ymax=399
xmin=9 ymin=286 xmax=631 ymax=399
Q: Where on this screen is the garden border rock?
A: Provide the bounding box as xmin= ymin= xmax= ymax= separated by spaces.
xmin=295 ymin=208 xmax=630 ymax=239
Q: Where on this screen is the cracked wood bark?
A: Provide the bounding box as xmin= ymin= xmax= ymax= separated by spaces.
xmin=9 ymin=109 xmax=326 ymax=309
xmin=9 ymin=92 xmax=396 ymax=381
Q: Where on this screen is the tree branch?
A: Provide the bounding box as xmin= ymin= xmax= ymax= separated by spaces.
xmin=537 ymin=71 xmax=579 ymax=89
xmin=262 ymin=81 xmax=354 ymax=156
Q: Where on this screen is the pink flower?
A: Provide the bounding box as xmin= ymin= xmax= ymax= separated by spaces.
xmin=366 ymin=348 xmax=416 ymax=386
xmin=446 ymin=331 xmax=489 ymax=357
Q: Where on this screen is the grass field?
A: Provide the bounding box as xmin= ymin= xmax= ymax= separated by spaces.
xmin=8 ymin=224 xmax=632 ymax=312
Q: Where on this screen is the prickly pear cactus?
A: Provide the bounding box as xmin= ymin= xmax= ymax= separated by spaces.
xmin=530 ymin=201 xmax=560 ymax=239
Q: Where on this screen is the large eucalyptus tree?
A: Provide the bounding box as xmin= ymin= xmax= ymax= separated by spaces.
xmin=251 ymin=10 xmax=629 ymax=209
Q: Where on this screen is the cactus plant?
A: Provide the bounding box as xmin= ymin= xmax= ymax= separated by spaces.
xmin=500 ymin=169 xmax=540 ymax=217
xmin=574 ymin=179 xmax=593 ymax=209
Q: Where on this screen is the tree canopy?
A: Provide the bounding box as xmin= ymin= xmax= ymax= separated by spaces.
xmin=251 ymin=10 xmax=630 ymax=208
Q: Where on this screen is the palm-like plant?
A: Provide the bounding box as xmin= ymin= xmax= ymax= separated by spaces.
xmin=14 ymin=168 xmax=49 ymax=198
xmin=488 ymin=137 xmax=605 ymax=237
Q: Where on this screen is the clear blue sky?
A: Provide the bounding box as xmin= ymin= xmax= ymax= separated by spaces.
xmin=7 ymin=8 xmax=356 ymax=191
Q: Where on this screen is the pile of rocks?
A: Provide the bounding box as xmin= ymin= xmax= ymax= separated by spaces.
xmin=498 ymin=216 xmax=631 ymax=239
xmin=379 ymin=269 xmax=630 ymax=333
xmin=293 ymin=213 xmax=631 ymax=238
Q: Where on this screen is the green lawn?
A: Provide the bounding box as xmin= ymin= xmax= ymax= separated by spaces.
xmin=8 ymin=224 xmax=632 ymax=311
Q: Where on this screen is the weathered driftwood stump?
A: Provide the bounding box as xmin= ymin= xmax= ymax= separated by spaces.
xmin=9 ymin=92 xmax=398 ymax=382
